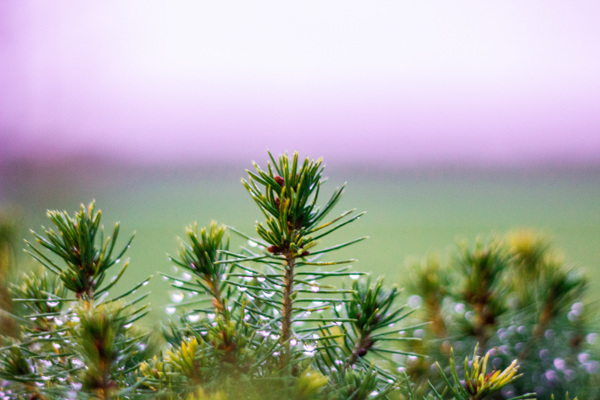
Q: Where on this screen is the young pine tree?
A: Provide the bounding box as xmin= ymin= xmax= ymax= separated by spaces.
xmin=0 ymin=152 xmax=531 ymax=400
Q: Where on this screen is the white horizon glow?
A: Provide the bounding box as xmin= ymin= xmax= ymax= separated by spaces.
xmin=2 ymin=1 xmax=600 ymax=165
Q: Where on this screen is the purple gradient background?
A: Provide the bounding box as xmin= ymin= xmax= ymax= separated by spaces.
xmin=2 ymin=2 xmax=600 ymax=166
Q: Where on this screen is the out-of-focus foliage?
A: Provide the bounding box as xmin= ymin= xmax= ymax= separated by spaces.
xmin=0 ymin=214 xmax=19 ymax=340
xmin=404 ymin=230 xmax=599 ymax=399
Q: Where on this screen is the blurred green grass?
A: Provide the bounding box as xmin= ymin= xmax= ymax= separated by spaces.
xmin=2 ymin=161 xmax=600 ymax=324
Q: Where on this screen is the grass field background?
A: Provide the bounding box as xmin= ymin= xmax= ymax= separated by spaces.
xmin=2 ymin=161 xmax=599 ymax=324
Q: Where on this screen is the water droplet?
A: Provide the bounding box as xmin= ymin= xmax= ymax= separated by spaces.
xmin=335 ymin=304 xmax=343 ymax=312
xmin=171 ymin=292 xmax=184 ymax=303
xmin=247 ymin=240 xmax=258 ymax=247
xmin=166 ymin=306 xmax=176 ymax=315
xmin=578 ymin=352 xmax=590 ymax=363
xmin=262 ymin=291 xmax=275 ymax=298
xmin=349 ymin=274 xmax=360 ymax=280
xmin=115 ymin=259 xmax=121 ymax=264
xmin=290 ymin=339 xmax=298 ymax=346
xmin=47 ymin=301 xmax=59 ymax=307
xmin=586 ymin=360 xmax=599 ymax=374
xmin=310 ymin=284 xmax=320 ymax=293
xmin=515 ymin=342 xmax=524 ymax=351
xmin=303 ymin=342 xmax=316 ymax=352
xmin=124 ymin=323 xmax=133 ymax=329
xmin=545 ymin=369 xmax=557 ymax=382
xmin=370 ymin=391 xmax=379 ymax=397
xmin=182 ymin=273 xmax=191 ymax=281
xmin=142 ymin=281 xmax=149 ymax=286
xmin=207 ymin=313 xmax=215 ymax=320
xmin=173 ymin=280 xmax=184 ymax=287
xmin=71 ymin=316 xmax=80 ymax=322
xmin=257 ymin=276 xmax=266 ymax=283
xmin=553 ymin=358 xmax=565 ymax=370
xmin=408 ymin=295 xmax=422 ymax=309
xmin=55 ymin=318 xmax=64 ymax=327
xmin=239 ymin=287 xmax=247 ymax=292
xmin=187 ymin=314 xmax=200 ymax=322
xmin=587 ymin=333 xmax=597 ymax=344
xmin=162 ymin=276 xmax=169 ymax=281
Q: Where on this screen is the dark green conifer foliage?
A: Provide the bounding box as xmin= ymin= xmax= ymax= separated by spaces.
xmin=0 ymin=153 xmax=544 ymax=400
xmin=24 ymin=202 xmax=135 ymax=301
xmin=0 ymin=202 xmax=150 ymax=399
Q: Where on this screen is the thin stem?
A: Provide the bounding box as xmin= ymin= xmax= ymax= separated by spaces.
xmin=280 ymin=251 xmax=296 ymax=367
xmin=344 ymin=331 xmax=372 ymax=370
xmin=208 ymin=277 xmax=228 ymax=321
xmin=473 ymin=302 xmax=490 ymax=355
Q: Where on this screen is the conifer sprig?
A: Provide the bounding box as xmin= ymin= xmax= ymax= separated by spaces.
xmin=168 ymin=222 xmax=231 ymax=318
xmin=24 ymin=201 xmax=134 ymax=301
xmin=0 ymin=201 xmax=150 ymax=399
xmin=432 ymin=346 xmax=535 ymax=400
xmin=238 ymin=152 xmax=363 ymax=366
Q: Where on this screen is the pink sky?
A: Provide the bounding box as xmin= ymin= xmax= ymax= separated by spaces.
xmin=1 ymin=1 xmax=600 ymax=166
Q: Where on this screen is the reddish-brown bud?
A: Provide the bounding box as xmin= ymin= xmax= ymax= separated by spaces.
xmin=267 ymin=245 xmax=284 ymax=255
xmin=274 ymin=175 xmax=285 ymax=187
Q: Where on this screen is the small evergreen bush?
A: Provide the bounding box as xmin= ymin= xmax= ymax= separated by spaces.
xmin=0 ymin=152 xmax=594 ymax=399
